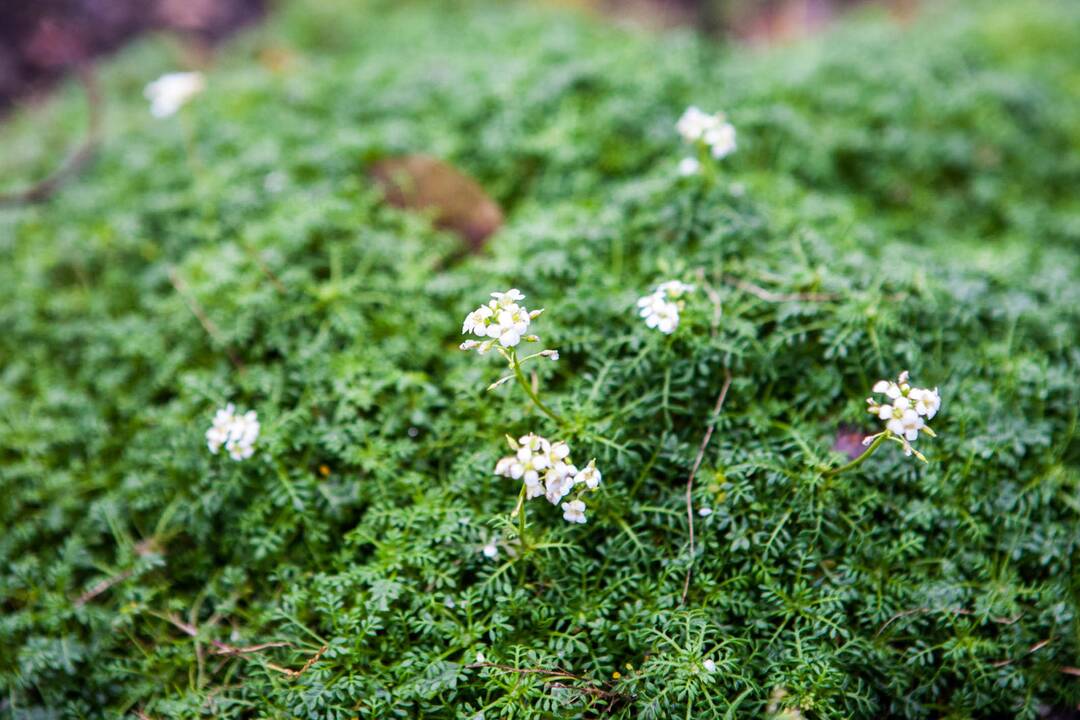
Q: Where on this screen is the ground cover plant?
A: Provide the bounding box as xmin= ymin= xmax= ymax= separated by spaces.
xmin=1 ymin=0 xmax=1079 ymax=716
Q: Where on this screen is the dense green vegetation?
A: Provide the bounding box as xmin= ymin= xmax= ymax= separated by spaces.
xmin=2 ymin=0 xmax=1079 ymax=717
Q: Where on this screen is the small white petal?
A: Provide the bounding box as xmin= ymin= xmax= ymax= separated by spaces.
xmin=678 ymin=157 xmax=701 ymax=176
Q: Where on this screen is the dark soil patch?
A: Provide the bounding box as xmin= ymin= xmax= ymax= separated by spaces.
xmin=0 ymin=0 xmax=264 ymax=112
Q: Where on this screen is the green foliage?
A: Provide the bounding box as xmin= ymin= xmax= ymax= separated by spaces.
xmin=2 ymin=0 xmax=1079 ymax=717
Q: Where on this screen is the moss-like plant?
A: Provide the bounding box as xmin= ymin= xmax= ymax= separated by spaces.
xmin=1 ymin=0 xmax=1078 ymax=717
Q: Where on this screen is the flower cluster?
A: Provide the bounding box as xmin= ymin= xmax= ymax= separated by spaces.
xmin=494 ymin=433 xmax=602 ymax=523
xmin=865 ymin=371 xmax=941 ymax=460
xmin=145 ymin=72 xmax=206 ymax=118
xmin=676 ymin=106 xmax=737 ymax=175
xmin=460 ymin=289 xmax=543 ymax=354
xmin=206 ymin=404 xmax=260 ymax=461
xmin=636 ymin=280 xmax=694 ymax=334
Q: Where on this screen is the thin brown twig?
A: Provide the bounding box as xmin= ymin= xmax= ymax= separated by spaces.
xmin=722 ymin=274 xmax=838 ymax=303
xmin=167 ymin=267 xmax=245 ymax=371
xmin=876 ymin=606 xmax=1024 ymax=637
xmin=75 ymin=529 xmax=166 ymax=606
xmin=0 ymin=65 xmax=103 ymax=206
xmin=243 ymin=244 xmax=287 ymax=294
xmin=74 ymin=568 xmax=134 ymax=607
xmin=1061 ymin=667 xmax=1080 ymax=677
xmin=989 ymin=638 xmax=1052 ymax=668
xmin=468 ymin=664 xmax=623 ymax=702
xmin=695 ymin=268 xmax=723 ymax=339
xmin=466 ymin=662 xmax=580 ymax=679
xmin=165 ymin=613 xmax=200 ymax=637
xmin=547 ymin=682 xmax=623 ymax=700
xmin=191 ymin=604 xmax=213 ymax=688
xmin=681 ymin=368 xmax=733 ymax=605
xmin=265 ymin=644 xmax=327 ymax=679
xmin=210 ymin=640 xmax=292 ymax=656
xmin=163 ymin=612 xmax=317 ymax=679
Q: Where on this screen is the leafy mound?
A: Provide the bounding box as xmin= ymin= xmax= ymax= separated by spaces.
xmin=1 ymin=0 xmax=1078 ymax=717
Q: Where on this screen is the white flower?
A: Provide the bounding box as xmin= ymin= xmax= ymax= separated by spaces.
xmin=524 ymin=474 xmax=545 ymax=499
xmin=898 ymin=409 xmax=924 ymax=442
xmin=865 ymin=371 xmax=941 ymax=459
xmin=494 ymin=434 xmax=602 ymax=518
xmin=206 ymin=404 xmax=259 ymax=461
xmin=482 ymin=541 xmax=499 ymax=559
xmin=702 ymin=659 xmax=717 ymax=672
xmin=698 ymin=507 xmax=713 ymax=517
xmin=577 ymin=460 xmax=601 ymax=490
xmin=649 ymin=302 xmax=680 ymax=333
xmin=205 ymin=403 xmax=235 ymax=454
xmin=494 ymin=456 xmax=514 ymax=476
xmin=705 ymin=122 xmax=737 ymax=159
xmin=460 ymin=289 xmax=545 ymax=352
xmin=493 ymin=433 xmax=553 ymax=499
xmin=145 ymin=72 xmax=205 ymax=118
xmin=676 ymin=106 xmax=713 ymax=142
xmin=492 ymin=306 xmax=529 ymax=347
xmin=637 ymin=280 xmax=693 ymax=334
xmin=514 ymin=433 xmax=550 ymax=484
xmin=550 ymin=441 xmax=570 ymax=461
xmin=544 ymin=469 xmax=574 ymax=504
xmin=910 ymin=387 xmax=941 ymax=419
xmin=562 ymin=499 xmax=587 ymax=524
xmin=676 ymin=106 xmax=737 ymax=160
xmin=678 ymin=157 xmax=701 ymax=176
xmin=462 ymin=305 xmax=494 ymax=335
xmin=491 ymin=289 xmax=525 ymax=306
xmin=655 ymin=280 xmax=695 ymax=298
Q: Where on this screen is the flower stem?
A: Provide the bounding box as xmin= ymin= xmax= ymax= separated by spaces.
xmin=516 ymin=483 xmax=529 ymax=552
xmin=822 ymin=432 xmax=887 ymax=477
xmin=510 ymin=352 xmax=565 ymax=425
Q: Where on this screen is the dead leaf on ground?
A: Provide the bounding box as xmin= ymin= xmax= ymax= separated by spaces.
xmin=833 ymin=424 xmax=870 ymax=460
xmin=370 ymin=154 xmax=503 ymax=252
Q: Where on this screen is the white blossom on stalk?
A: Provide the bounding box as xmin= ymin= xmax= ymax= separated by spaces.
xmin=205 ymin=404 xmax=235 ymax=454
xmin=909 ymin=387 xmax=941 ymax=419
xmin=865 ymin=370 xmax=941 ymax=460
xmin=637 ymin=293 xmax=680 ymax=334
xmin=206 ymin=403 xmax=260 ymax=461
xmin=494 ymin=433 xmax=601 ymax=523
xmin=577 ymin=460 xmax=602 ymax=490
xmin=637 ymin=280 xmax=695 ymax=335
xmin=562 ymin=500 xmax=587 ymax=524
xmin=655 ymin=280 xmax=694 ymax=298
xmin=676 ymin=106 xmax=737 ymax=160
xmin=678 ymin=157 xmax=701 ymax=177
xmin=460 ymin=289 xmax=543 ymax=352
xmin=705 ymin=122 xmax=737 ymax=159
xmin=145 ymin=72 xmax=205 ymax=118
xmin=676 ymin=106 xmax=713 ymax=142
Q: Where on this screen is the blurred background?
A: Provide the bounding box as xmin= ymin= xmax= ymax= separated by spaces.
xmin=0 ymin=0 xmax=916 ymax=113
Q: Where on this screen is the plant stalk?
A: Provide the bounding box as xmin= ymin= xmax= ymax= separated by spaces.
xmin=511 ymin=352 xmax=564 ymax=425
xmin=823 ymin=432 xmax=887 ymax=477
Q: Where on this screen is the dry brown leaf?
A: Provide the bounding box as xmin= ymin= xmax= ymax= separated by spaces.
xmin=832 ymin=424 xmax=870 ymax=460
xmin=370 ymin=154 xmax=503 ymax=252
